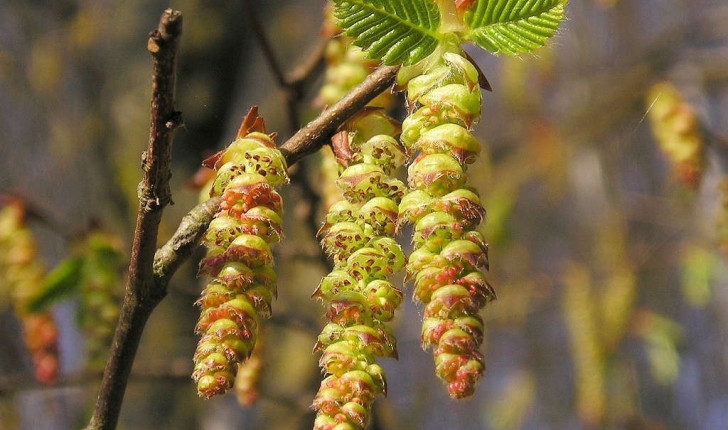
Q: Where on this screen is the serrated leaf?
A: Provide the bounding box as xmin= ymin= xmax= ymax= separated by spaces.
xmin=463 ymin=0 xmax=566 ymax=56
xmin=333 ymin=0 xmax=442 ymax=66
xmin=26 ymin=256 xmax=84 ymax=312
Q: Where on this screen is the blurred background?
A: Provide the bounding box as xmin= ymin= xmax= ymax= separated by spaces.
xmin=1 ymin=0 xmax=728 ymax=429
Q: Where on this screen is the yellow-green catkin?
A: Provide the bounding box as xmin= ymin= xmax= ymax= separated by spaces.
xmin=312 ymin=102 xmax=407 ymax=430
xmin=315 ymin=2 xmax=396 ymax=211
xmin=310 ymin=7 xmax=408 ymax=428
xmin=397 ymin=41 xmax=495 ymax=399
xmin=192 ymin=107 xmax=288 ymax=398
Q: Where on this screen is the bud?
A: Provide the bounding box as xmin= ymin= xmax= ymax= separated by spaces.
xmin=225 ymin=234 xmax=274 ymax=268
xmin=435 ymin=350 xmax=484 ymax=399
xmin=370 ymin=237 xmax=406 ymax=273
xmin=432 ymin=188 xmax=485 ymax=227
xmin=337 ymin=163 xmax=407 ymax=202
xmin=314 ymin=270 xmax=359 ymax=300
xmin=419 ymin=84 xmax=481 ymax=126
xmin=398 ymin=190 xmax=434 ymax=226
xmin=413 ymin=211 xmax=462 ymax=251
xmin=238 ymin=206 xmax=283 ymax=243
xmin=442 ymin=52 xmax=480 ymax=90
xmin=346 ymin=247 xmax=395 ymax=280
xmin=320 ymin=201 xmax=360 ymax=236
xmin=353 ymin=135 xmax=407 ymax=174
xmin=320 ymin=222 xmax=368 ymax=263
xmin=362 ymin=280 xmax=404 ymax=322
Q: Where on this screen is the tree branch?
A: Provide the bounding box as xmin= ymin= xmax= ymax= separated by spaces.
xmin=152 ymin=197 xmax=220 ymax=284
xmin=85 ymin=9 xmax=182 ymax=430
xmin=279 ymin=64 xmax=400 ymax=166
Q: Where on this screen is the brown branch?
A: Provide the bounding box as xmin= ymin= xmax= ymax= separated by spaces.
xmin=279 ymin=64 xmax=400 ymax=166
xmin=85 ymin=9 xmax=183 ymax=430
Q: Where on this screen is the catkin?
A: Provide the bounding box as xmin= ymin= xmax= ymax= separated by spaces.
xmin=192 ymin=107 xmax=288 ymax=398
xmin=398 ymin=44 xmax=495 ymax=399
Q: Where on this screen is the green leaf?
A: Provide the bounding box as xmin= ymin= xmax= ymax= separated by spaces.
xmin=333 ymin=0 xmax=443 ymax=66
xmin=463 ymin=0 xmax=566 ymax=56
xmin=26 ymin=256 xmax=84 ymax=312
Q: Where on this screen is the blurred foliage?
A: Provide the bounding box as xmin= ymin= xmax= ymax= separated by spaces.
xmin=29 ymin=231 xmax=125 ymax=371
xmin=646 ymin=81 xmax=706 ymax=189
xmin=0 ymin=199 xmax=60 ymax=386
xmin=1 ymin=0 xmax=728 ymax=430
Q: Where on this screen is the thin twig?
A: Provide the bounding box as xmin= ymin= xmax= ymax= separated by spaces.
xmin=85 ymin=9 xmax=182 ymax=430
xmin=242 ymin=0 xmax=326 ymax=135
xmin=242 ymin=0 xmax=287 ymax=89
xmin=242 ymin=0 xmax=299 ymax=133
xmin=287 ymin=40 xmax=327 ymax=88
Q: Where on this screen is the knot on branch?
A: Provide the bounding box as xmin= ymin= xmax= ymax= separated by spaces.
xmin=137 ymin=181 xmax=172 ymax=212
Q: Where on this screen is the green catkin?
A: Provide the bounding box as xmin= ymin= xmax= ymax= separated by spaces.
xmin=398 ymin=42 xmax=496 ymax=399
xmin=192 ymin=107 xmax=288 ymax=398
xmin=312 ymin=109 xmax=407 ymax=429
xmin=79 ymin=233 xmax=124 ymax=372
xmin=311 ymin=10 xmax=406 ymax=428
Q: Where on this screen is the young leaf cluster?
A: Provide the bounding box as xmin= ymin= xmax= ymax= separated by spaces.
xmin=463 ymin=0 xmax=566 ymax=55
xmin=333 ymin=0 xmax=442 ymax=65
xmin=335 ymin=0 xmax=566 ymax=59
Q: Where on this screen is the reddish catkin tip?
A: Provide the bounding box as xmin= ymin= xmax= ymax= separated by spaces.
xmin=33 ymin=353 xmax=59 ymax=385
